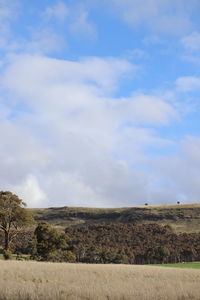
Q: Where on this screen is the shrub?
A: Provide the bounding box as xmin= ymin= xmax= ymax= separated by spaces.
xmin=3 ymin=250 xmax=12 ymax=260
xmin=41 ymin=250 xmax=76 ymax=262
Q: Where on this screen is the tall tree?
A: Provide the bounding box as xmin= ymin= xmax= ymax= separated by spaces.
xmin=34 ymin=222 xmax=68 ymax=261
xmin=0 ymin=191 xmax=34 ymax=250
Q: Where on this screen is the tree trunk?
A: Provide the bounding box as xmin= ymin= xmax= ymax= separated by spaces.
xmin=4 ymin=231 xmax=10 ymax=250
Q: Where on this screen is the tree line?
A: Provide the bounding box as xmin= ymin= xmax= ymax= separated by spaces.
xmin=0 ymin=191 xmax=200 ymax=264
xmin=65 ymin=223 xmax=200 ymax=264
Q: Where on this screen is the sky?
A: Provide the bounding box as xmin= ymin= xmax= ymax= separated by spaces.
xmin=0 ymin=0 xmax=200 ymax=208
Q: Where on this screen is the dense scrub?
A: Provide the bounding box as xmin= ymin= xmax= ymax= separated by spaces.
xmin=1 ymin=222 xmax=200 ymax=265
xmin=66 ymin=223 xmax=200 ymax=264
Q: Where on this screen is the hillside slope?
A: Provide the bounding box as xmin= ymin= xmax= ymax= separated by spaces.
xmin=30 ymin=203 xmax=200 ymax=233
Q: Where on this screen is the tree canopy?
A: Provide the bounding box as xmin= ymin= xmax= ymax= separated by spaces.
xmin=0 ymin=191 xmax=34 ymax=250
xmin=34 ymin=222 xmax=70 ymax=261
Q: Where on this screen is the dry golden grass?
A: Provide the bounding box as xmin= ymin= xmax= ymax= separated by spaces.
xmin=0 ymin=261 xmax=200 ymax=300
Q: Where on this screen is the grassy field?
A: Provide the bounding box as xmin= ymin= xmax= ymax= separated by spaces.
xmin=30 ymin=203 xmax=200 ymax=233
xmin=154 ymin=262 xmax=200 ymax=269
xmin=0 ymin=261 xmax=200 ymax=300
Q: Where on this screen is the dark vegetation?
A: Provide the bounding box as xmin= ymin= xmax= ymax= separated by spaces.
xmin=0 ymin=191 xmax=200 ymax=264
xmin=65 ymin=223 xmax=200 ymax=264
xmin=1 ymin=222 xmax=200 ymax=265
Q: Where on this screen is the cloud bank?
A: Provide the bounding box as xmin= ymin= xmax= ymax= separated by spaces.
xmin=0 ymin=54 xmax=182 ymax=207
xmin=0 ymin=0 xmax=199 ymax=207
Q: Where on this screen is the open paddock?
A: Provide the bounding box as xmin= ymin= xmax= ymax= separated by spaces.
xmin=0 ymin=261 xmax=200 ymax=299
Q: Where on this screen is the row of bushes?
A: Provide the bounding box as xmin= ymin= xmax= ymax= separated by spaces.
xmin=1 ymin=222 xmax=200 ymax=264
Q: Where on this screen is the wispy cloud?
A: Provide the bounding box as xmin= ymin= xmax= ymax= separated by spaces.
xmin=181 ymin=31 xmax=200 ymax=52
xmin=69 ymin=10 xmax=96 ymax=38
xmin=181 ymin=31 xmax=200 ymax=64
xmin=107 ymin=0 xmax=198 ymax=35
xmin=26 ymin=29 xmax=67 ymax=55
xmin=43 ymin=1 xmax=69 ymax=22
xmin=0 ymin=0 xmax=19 ymax=50
xmin=175 ymin=76 xmax=200 ymax=92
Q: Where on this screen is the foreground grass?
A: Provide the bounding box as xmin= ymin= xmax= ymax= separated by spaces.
xmin=154 ymin=262 xmax=200 ymax=269
xmin=0 ymin=261 xmax=200 ymax=300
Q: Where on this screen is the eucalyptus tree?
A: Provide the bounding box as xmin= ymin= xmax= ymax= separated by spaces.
xmin=0 ymin=191 xmax=34 ymax=250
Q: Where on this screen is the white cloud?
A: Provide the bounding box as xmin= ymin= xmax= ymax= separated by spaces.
xmin=26 ymin=29 xmax=66 ymax=55
xmin=124 ymin=49 xmax=148 ymax=60
xmin=181 ymin=32 xmax=200 ymax=52
xmin=43 ymin=1 xmax=69 ymax=22
xmin=43 ymin=166 xmax=149 ymax=207
xmin=9 ymin=175 xmax=48 ymax=208
xmin=153 ymin=136 xmax=200 ymax=203
xmin=114 ymin=94 xmax=178 ymax=126
xmin=42 ymin=2 xmax=96 ymax=39
xmin=175 ymin=76 xmax=200 ymax=92
xmin=107 ymin=0 xmax=198 ymax=35
xmin=0 ymin=54 xmax=181 ymax=207
xmin=69 ymin=10 xmax=96 ymax=38
xmin=0 ymin=0 xmax=18 ymax=50
xmin=0 ymin=121 xmax=53 ymax=181
xmin=2 ymin=54 xmax=134 ymax=97
xmin=0 ymin=1 xmax=199 ymax=208
xmin=143 ymin=35 xmax=163 ymax=45
xmin=181 ymin=32 xmax=200 ymax=65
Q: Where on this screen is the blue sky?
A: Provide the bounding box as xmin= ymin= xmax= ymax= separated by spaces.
xmin=0 ymin=0 xmax=200 ymax=207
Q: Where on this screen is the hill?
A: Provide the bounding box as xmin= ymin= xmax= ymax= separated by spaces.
xmin=30 ymin=203 xmax=200 ymax=233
